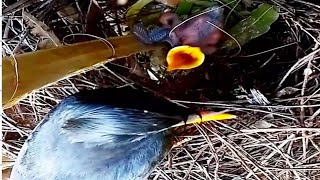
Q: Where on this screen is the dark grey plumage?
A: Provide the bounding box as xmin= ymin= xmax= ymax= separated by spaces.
xmin=10 ymin=87 xmax=196 ymax=180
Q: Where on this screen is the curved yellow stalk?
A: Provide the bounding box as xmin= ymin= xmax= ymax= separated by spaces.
xmin=2 ymin=35 xmax=162 ymax=109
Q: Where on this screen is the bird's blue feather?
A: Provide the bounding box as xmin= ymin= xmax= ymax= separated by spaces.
xmin=10 ymin=88 xmax=190 ymax=180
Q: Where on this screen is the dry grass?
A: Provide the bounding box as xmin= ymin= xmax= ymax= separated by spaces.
xmin=2 ymin=0 xmax=320 ymax=179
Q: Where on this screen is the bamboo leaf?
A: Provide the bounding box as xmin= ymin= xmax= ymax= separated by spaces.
xmin=126 ymin=0 xmax=154 ymax=18
xmin=156 ymin=0 xmax=181 ymax=7
xmin=188 ymin=0 xmax=216 ymax=7
xmin=220 ymin=0 xmax=243 ymax=11
xmin=175 ymin=0 xmax=193 ymax=15
xmin=2 ymin=35 xmax=162 ymax=109
xmin=222 ymin=3 xmax=279 ymax=50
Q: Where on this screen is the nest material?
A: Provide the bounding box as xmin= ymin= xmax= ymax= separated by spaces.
xmin=2 ymin=0 xmax=320 ymax=179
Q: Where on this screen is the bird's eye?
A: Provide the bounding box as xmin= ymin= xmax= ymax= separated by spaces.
xmin=167 ymin=19 xmax=173 ymax=26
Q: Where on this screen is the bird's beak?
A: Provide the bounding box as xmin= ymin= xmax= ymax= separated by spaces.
xmin=186 ymin=111 xmax=237 ymax=125
xmin=172 ymin=111 xmax=236 ymax=128
xmin=166 ymin=45 xmax=205 ymax=71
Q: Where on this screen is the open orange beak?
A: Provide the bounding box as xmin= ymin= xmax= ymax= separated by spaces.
xmin=166 ymin=46 xmax=205 ymax=71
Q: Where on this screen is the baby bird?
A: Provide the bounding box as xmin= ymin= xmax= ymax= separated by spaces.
xmin=133 ymin=7 xmax=224 ymax=55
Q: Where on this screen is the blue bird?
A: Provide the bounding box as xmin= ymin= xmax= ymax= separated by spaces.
xmin=10 ymin=87 xmax=235 ymax=180
xmin=133 ymin=23 xmax=178 ymax=46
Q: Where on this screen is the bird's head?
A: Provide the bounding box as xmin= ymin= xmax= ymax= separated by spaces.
xmin=50 ymin=88 xmax=235 ymax=150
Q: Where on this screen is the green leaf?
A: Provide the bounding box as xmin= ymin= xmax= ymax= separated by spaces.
xmin=175 ymin=0 xmax=193 ymax=15
xmin=188 ymin=0 xmax=216 ymax=7
xmin=222 ymin=3 xmax=279 ymax=51
xmin=220 ymin=0 xmax=243 ymax=11
xmin=126 ymin=0 xmax=154 ymax=18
